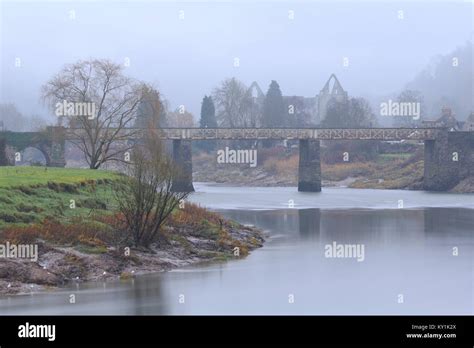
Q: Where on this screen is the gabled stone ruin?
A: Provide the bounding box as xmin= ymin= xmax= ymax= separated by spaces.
xmin=316 ymin=74 xmax=348 ymax=124
xmin=249 ymin=74 xmax=348 ymax=126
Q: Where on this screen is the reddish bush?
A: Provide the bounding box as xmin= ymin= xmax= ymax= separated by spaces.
xmin=0 ymin=215 xmax=122 ymax=246
xmin=169 ymin=203 xmax=225 ymax=228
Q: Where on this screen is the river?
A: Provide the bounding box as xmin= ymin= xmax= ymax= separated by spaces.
xmin=1 ymin=184 xmax=473 ymax=315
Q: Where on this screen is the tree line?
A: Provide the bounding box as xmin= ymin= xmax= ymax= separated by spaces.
xmin=200 ymin=78 xmax=304 ymax=130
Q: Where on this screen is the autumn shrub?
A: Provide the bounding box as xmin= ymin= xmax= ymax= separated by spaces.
xmin=0 ymin=217 xmax=118 ymax=246
xmin=262 ymin=155 xmax=298 ymax=176
xmin=0 ymin=225 xmax=39 ymax=244
xmin=258 ymin=147 xmax=287 ymax=163
xmin=170 ymin=203 xmax=225 ymax=228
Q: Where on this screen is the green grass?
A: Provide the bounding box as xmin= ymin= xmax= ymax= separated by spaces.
xmin=0 ymin=166 xmax=118 ymax=188
xmin=0 ymin=167 xmax=120 ymax=228
xmin=377 ymin=153 xmax=413 ymax=162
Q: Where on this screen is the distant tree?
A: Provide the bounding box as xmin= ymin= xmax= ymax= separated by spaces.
xmin=321 ymin=97 xmax=378 ymax=163
xmin=393 ymin=90 xmax=425 ymax=127
xmin=213 ymin=78 xmax=253 ymax=128
xmin=199 ymin=95 xmax=217 ymax=152
xmin=322 ymin=97 xmax=376 ymax=128
xmin=166 ymin=108 xmax=195 ymax=127
xmin=285 ymin=96 xmax=313 ymax=128
xmin=42 ymin=59 xmax=146 ymax=169
xmin=321 ymin=100 xmax=347 ymax=128
xmin=0 ymin=104 xmax=45 ymax=132
xmin=30 ymin=115 xmax=48 ymax=132
xmin=135 ymin=86 xmax=166 ymax=129
xmin=262 ymin=80 xmax=286 ymax=128
xmin=199 ymin=96 xmax=217 ymax=128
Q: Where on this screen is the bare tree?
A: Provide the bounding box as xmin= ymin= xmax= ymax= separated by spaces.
xmin=114 ymin=131 xmax=190 ymax=247
xmin=0 ymin=103 xmax=25 ymax=131
xmin=42 ymin=59 xmax=146 ymax=169
xmin=393 ymin=90 xmax=425 ymax=127
xmin=166 ymin=109 xmax=195 ymax=127
xmin=213 ymin=78 xmax=255 ymax=128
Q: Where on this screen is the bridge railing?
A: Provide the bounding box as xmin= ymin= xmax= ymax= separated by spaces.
xmin=142 ymin=128 xmax=440 ymax=141
xmin=60 ymin=127 xmax=442 ymax=141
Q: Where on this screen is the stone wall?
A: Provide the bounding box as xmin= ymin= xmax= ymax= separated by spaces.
xmin=0 ymin=138 xmax=8 ymax=166
xmin=424 ymin=131 xmax=474 ymax=191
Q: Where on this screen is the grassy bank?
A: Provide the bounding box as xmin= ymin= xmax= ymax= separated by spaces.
xmin=0 ymin=167 xmax=118 ymax=228
xmin=0 ymin=166 xmax=118 ymax=187
xmin=0 ymin=167 xmax=264 ymax=295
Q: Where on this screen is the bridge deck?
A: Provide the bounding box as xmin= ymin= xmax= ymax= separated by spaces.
xmin=124 ymin=128 xmax=441 ymax=141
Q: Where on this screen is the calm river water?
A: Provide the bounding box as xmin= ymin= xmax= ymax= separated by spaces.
xmin=1 ymin=184 xmax=473 ymax=315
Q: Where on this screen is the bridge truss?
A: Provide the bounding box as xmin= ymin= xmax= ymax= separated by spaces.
xmin=142 ymin=128 xmax=440 ymax=141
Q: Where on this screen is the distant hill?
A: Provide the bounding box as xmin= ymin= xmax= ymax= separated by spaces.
xmin=405 ymin=41 xmax=473 ymax=121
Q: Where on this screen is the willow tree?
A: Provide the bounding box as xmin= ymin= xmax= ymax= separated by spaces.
xmin=42 ymin=59 xmax=146 ymax=169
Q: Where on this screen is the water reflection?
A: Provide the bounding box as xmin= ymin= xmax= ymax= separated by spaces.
xmin=298 ymin=209 xmax=320 ymax=240
xmin=0 ymin=206 xmax=472 ymax=315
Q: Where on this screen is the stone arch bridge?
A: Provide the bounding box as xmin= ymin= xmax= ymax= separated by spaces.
xmin=0 ymin=127 xmax=66 ymax=167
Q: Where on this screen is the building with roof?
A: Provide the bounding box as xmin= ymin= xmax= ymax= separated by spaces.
xmin=422 ymin=107 xmax=464 ymax=130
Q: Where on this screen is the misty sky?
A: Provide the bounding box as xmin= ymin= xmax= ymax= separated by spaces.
xmin=0 ymin=0 xmax=472 ymax=121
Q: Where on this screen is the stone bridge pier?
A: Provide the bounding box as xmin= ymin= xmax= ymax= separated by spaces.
xmin=171 ymin=139 xmax=195 ymax=192
xmin=424 ymin=130 xmax=474 ymax=191
xmin=169 ymin=138 xmax=322 ymax=193
xmin=43 ymin=127 xmax=66 ymax=167
xmin=298 ymin=139 xmax=321 ymax=192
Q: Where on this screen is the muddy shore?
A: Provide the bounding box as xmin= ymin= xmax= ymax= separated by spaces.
xmin=0 ymin=222 xmax=264 ymax=296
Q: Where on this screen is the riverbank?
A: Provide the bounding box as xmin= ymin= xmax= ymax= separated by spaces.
xmin=193 ymin=151 xmax=474 ymax=193
xmin=0 ymin=212 xmax=263 ymax=296
xmin=0 ymin=167 xmax=264 ymax=295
